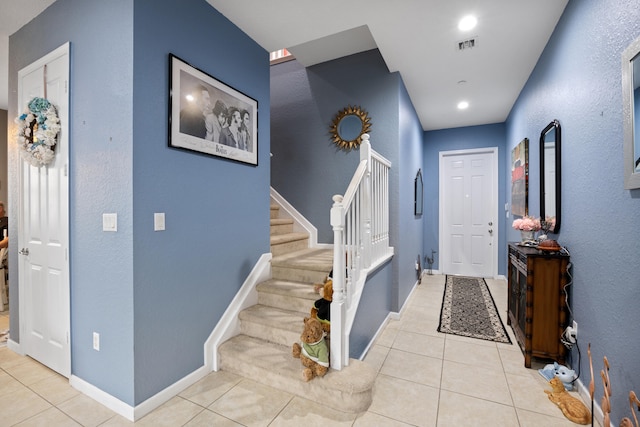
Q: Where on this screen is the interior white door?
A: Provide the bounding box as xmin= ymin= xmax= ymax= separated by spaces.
xmin=18 ymin=43 xmax=70 ymax=377
xmin=440 ymin=148 xmax=497 ymax=277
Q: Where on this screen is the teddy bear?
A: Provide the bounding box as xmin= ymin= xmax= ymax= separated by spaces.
xmin=311 ymin=277 xmax=332 ymax=335
xmin=292 ymin=317 xmax=329 ymax=381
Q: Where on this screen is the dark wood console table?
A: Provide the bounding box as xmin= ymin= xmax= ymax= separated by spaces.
xmin=507 ymin=243 xmax=570 ymax=368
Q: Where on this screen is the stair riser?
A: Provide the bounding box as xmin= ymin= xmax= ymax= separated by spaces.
xmin=270 ymin=238 xmax=309 ymax=257
xmin=270 ymin=207 xmax=279 ymax=219
xmin=258 ymin=292 xmax=314 ymax=314
xmin=219 ymin=351 xmax=372 ymax=414
xmin=240 ymin=320 xmax=300 ymax=347
xmin=271 ymin=266 xmax=327 ymax=283
xmin=270 ymin=223 xmax=294 ymax=236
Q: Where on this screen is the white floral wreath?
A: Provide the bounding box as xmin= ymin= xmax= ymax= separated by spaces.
xmin=16 ymin=97 xmax=61 ymax=167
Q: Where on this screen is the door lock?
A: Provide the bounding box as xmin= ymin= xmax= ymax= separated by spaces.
xmin=19 ymin=248 xmax=29 ymax=256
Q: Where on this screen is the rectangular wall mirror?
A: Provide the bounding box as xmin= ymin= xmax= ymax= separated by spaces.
xmin=540 ymin=120 xmax=561 ymax=233
xmin=415 ymin=169 xmax=423 ymax=216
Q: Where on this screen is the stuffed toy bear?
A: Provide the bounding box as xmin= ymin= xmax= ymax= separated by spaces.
xmin=292 ymin=317 xmax=329 ymax=381
xmin=311 ymin=278 xmax=332 ymax=335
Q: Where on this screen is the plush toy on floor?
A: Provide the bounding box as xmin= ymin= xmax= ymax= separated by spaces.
xmin=292 ymin=317 xmax=329 ymax=381
xmin=538 ymin=362 xmax=577 ymax=390
xmin=311 ymin=277 xmax=332 ymax=336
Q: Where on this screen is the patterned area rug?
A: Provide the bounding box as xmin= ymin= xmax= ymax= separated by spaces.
xmin=438 ymin=275 xmax=511 ymax=344
xmin=0 ymin=329 xmax=8 ymax=346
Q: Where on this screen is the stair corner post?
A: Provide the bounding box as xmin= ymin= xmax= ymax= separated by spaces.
xmin=360 ymin=135 xmax=373 ymax=269
xmin=330 ymin=194 xmax=347 ymax=370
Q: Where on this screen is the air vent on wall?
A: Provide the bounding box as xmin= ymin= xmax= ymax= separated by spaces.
xmin=457 ymin=37 xmax=478 ymax=51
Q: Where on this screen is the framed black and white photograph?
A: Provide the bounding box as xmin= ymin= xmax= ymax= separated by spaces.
xmin=169 ymin=54 xmax=258 ymax=166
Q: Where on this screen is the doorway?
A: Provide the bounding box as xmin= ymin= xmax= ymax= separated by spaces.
xmin=17 ymin=43 xmax=70 ymax=377
xmin=439 ymin=147 xmax=498 ymax=277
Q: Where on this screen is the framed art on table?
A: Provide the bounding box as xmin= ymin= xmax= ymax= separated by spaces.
xmin=169 ymin=54 xmax=258 ymax=166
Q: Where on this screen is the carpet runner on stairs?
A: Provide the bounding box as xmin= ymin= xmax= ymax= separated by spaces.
xmin=217 ymin=203 xmax=376 ymax=413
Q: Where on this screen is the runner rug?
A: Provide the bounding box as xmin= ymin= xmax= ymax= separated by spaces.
xmin=437 ymin=275 xmax=511 ymax=344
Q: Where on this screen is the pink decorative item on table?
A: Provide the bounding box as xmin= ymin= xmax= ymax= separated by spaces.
xmin=512 ymin=216 xmax=541 ymax=243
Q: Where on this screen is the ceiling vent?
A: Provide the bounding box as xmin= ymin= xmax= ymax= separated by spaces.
xmin=457 ymin=37 xmax=478 ymax=51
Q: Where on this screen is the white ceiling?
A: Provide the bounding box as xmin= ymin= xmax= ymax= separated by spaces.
xmin=0 ymin=0 xmax=58 ymax=110
xmin=1 ymin=0 xmax=568 ymax=131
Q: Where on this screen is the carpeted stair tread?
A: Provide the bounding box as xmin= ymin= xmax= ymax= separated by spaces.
xmin=271 ymin=248 xmax=333 ymax=272
xmin=239 ymin=304 xmax=307 ymax=331
xmin=257 ymin=279 xmax=317 ymax=300
xmin=270 ymin=218 xmax=293 ymax=225
xmin=256 ymin=280 xmax=319 ymax=314
xmin=270 ymin=232 xmax=309 ymax=245
xmin=219 ymin=334 xmax=376 ymax=413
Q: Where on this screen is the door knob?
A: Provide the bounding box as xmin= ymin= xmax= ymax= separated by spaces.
xmin=19 ymin=248 xmax=29 ymax=256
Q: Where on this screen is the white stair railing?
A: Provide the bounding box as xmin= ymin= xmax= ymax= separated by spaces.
xmin=330 ymin=134 xmax=393 ymax=369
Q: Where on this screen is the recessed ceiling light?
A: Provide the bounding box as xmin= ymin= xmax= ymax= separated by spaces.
xmin=458 ymin=15 xmax=477 ymax=31
xmin=457 ymin=101 xmax=469 ymax=110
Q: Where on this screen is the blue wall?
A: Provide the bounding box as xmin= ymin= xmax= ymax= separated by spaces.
xmin=507 ymin=0 xmax=640 ymax=420
xmin=131 ymin=0 xmax=270 ymax=403
xmin=397 ymin=81 xmax=425 ymax=308
xmin=10 ymin=0 xmax=270 ymax=406
xmin=271 ymin=50 xmax=399 ymax=243
xmin=423 ymin=124 xmax=507 ymax=274
xmin=10 ymin=0 xmax=137 ymax=403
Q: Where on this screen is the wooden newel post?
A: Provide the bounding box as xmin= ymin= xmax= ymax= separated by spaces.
xmin=330 ymin=194 xmax=346 ymax=370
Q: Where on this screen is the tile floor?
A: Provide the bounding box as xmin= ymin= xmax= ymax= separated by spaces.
xmin=0 ymin=275 xmax=594 ymax=426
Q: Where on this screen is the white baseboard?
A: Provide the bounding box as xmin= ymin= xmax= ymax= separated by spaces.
xmin=270 ymin=187 xmax=318 ymax=247
xmin=574 ymin=376 xmax=605 ymax=426
xmin=206 ymin=252 xmax=272 ymax=371
xmin=358 ymin=276 xmax=418 ymax=360
xmin=65 ymin=253 xmax=273 ymax=422
xmin=358 ymin=311 xmax=396 ymax=361
xmin=7 ymin=338 xmax=22 ymax=354
xmin=70 ymin=375 xmax=135 ymax=420
xmin=70 ymin=363 xmax=210 ymax=422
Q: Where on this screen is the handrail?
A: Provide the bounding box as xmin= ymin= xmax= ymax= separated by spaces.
xmin=330 ymin=134 xmax=393 ymax=369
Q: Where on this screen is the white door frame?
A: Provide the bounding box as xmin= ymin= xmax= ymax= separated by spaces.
xmin=438 ymin=147 xmax=498 ymax=277
xmin=17 ymin=42 xmax=71 ymax=376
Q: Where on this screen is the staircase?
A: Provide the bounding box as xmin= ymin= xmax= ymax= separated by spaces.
xmin=217 ymin=204 xmax=377 ymax=413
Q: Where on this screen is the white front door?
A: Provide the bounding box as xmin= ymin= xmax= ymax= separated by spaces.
xmin=439 ymin=148 xmax=497 ymax=277
xmin=18 ymin=43 xmax=70 ymax=377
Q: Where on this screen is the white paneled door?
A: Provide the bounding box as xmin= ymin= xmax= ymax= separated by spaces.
xmin=439 ymin=148 xmax=497 ymax=278
xmin=18 ymin=43 xmax=70 ymax=377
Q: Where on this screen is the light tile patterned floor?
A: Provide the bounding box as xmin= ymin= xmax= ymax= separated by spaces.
xmin=0 ymin=275 xmax=593 ymax=426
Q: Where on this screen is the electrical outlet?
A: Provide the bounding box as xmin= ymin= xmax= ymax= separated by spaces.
xmin=93 ymin=332 xmax=100 ymax=351
xmin=572 ymin=321 xmax=578 ymax=338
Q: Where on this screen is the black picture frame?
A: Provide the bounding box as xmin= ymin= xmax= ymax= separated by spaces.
xmin=415 ymin=169 xmax=423 ymax=216
xmin=168 ymin=54 xmax=258 ymax=166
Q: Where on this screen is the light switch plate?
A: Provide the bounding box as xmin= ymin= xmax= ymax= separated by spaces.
xmin=102 ymin=213 xmax=117 ymax=232
xmin=154 ymin=213 xmax=165 ymax=231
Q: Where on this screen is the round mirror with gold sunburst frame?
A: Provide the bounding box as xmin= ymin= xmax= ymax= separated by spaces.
xmin=329 ymin=105 xmax=372 ymax=150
